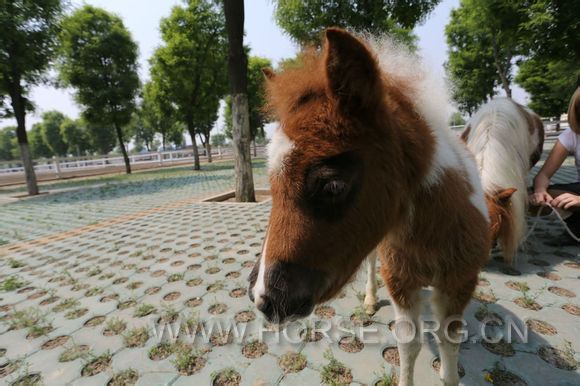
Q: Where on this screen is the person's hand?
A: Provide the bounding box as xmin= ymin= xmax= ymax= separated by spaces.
xmin=530 ymin=191 xmax=553 ymax=206
xmin=551 ymin=193 xmax=580 ymax=210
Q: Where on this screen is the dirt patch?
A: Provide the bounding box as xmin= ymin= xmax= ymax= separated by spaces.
xmin=514 ymin=297 xmax=542 ymax=311
xmin=212 ymin=368 xmax=241 ymax=386
xmin=481 ymin=339 xmax=515 ymax=356
xmin=59 ymin=345 xmax=90 ymax=362
xmin=108 ymin=369 xmax=138 ymax=386
xmin=339 ymin=336 xmax=364 ymax=353
xmin=315 ymin=305 xmax=336 ymax=319
xmin=538 ymin=346 xmax=578 ymax=370
xmin=486 ymin=368 xmax=526 ymax=386
xmin=234 ymin=311 xmax=255 ymax=323
xmin=163 ymin=292 xmax=181 ymax=301
xmin=117 ymin=300 xmax=136 ymax=310
xmin=10 ymin=373 xmax=42 ymax=386
xmin=185 ymin=297 xmax=203 ymax=308
xmin=208 ymin=303 xmax=228 ymax=315
xmin=41 ymin=335 xmax=70 ymax=350
xmin=562 ymin=303 xmax=580 ymax=316
xmin=526 ymin=319 xmax=557 ymax=335
xmin=210 ymin=331 xmax=233 ymax=347
xmin=149 ymin=343 xmax=173 ymax=361
xmin=432 ymin=357 xmax=465 ymax=378
xmin=82 ymin=354 xmax=112 ymax=376
xmin=100 ymin=294 xmax=119 ymax=303
xmin=242 ymin=341 xmax=267 ymax=358
xmin=226 ymin=271 xmax=241 ymax=279
xmin=473 ymin=290 xmax=497 ymax=304
xmin=145 ymin=286 xmax=161 ymax=295
xmin=278 ymin=352 xmax=307 ymax=373
xmin=300 ymin=328 xmax=324 ymax=343
xmin=536 ymin=272 xmax=561 ymax=281
xmin=229 ymin=288 xmax=246 ymax=298
xmin=478 ymin=278 xmax=490 ymax=286
xmin=382 ymin=346 xmax=400 ymax=366
xmin=39 ymin=296 xmax=59 ymax=306
xmin=564 ymin=261 xmax=580 ymax=269
xmin=548 ymin=286 xmax=575 ymax=298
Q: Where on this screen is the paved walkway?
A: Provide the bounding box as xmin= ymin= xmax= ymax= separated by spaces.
xmin=0 ymin=149 xmax=579 ymax=385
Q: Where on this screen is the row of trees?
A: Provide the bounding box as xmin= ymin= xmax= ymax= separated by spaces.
xmin=0 ymin=0 xmax=272 ymax=199
xmin=446 ymin=0 xmax=579 ymax=116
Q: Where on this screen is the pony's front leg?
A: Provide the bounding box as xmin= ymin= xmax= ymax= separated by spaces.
xmin=364 ymin=249 xmax=378 ymax=314
xmin=431 ymin=280 xmax=475 ymax=386
xmin=389 ymin=289 xmax=422 ymax=386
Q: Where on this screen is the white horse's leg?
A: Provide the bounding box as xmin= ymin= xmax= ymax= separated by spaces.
xmin=391 ymin=290 xmax=422 ymax=386
xmin=363 ymin=249 xmax=378 ymax=314
xmin=431 ymin=288 xmax=467 ymax=386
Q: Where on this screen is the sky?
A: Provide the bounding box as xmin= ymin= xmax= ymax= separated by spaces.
xmin=1 ymin=0 xmax=527 ymax=133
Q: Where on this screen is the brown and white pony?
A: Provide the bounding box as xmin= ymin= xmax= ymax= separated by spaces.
xmin=249 ymin=29 xmax=490 ymax=386
xmin=461 ymin=98 xmax=544 ymax=262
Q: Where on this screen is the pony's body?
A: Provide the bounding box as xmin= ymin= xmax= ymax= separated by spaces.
xmin=462 ymin=99 xmax=544 ymax=261
xmin=249 ymin=29 xmax=490 ymax=386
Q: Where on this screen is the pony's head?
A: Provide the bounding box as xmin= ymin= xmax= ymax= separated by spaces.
xmin=248 ymin=29 xmax=431 ymax=323
xmin=486 ymin=187 xmax=517 ymax=256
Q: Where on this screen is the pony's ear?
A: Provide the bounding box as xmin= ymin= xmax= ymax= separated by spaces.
xmin=323 ymin=28 xmax=380 ymax=113
xmin=496 ymin=187 xmax=517 ymax=205
xmin=262 ymin=67 xmax=275 ymax=80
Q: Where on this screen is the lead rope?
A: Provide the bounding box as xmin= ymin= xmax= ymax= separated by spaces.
xmin=525 ymin=203 xmax=580 ymax=242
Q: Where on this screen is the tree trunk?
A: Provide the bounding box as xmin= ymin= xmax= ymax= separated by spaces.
xmin=186 ymin=122 xmax=200 ymax=170
xmin=206 ymin=140 xmax=212 ymax=163
xmin=253 ymin=139 xmax=257 ymax=157
xmin=114 ymin=122 xmax=131 ymax=174
xmin=224 ymin=0 xmax=255 ymax=202
xmin=10 ymin=87 xmax=38 ymax=195
xmin=491 ymin=34 xmax=512 ymax=98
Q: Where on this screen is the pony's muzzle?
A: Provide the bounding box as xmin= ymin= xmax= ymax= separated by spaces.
xmin=248 ymin=259 xmax=323 ymax=324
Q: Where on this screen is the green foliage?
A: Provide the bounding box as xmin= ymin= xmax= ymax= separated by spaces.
xmin=211 ymin=133 xmax=227 ymax=147
xmin=29 ymin=123 xmax=53 ymax=159
xmin=0 ymin=0 xmax=64 ymax=109
xmin=60 ymin=118 xmax=91 ymax=156
xmin=150 ymin=0 xmax=227 ymax=155
xmin=0 ymin=126 xmax=16 ymax=161
xmin=516 ymin=58 xmax=578 ymax=118
xmin=272 ymin=0 xmax=441 ymax=47
xmin=449 ymin=111 xmax=466 ymax=126
xmin=40 ymin=110 xmax=68 ymax=156
xmin=0 ymin=275 xmax=26 ymax=291
xmin=59 ymin=6 xmax=140 ymax=128
xmin=85 ymin=120 xmax=116 ymax=155
xmin=224 ymin=56 xmax=273 ymax=140
xmin=445 ymin=0 xmax=524 ymax=113
xmin=140 ymin=81 xmax=181 ymax=150
xmin=518 ymin=0 xmax=579 ymax=62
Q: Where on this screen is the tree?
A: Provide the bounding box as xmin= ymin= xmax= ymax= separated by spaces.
xmin=59 ymin=5 xmax=140 ymax=174
xmin=85 ymin=121 xmax=116 ymax=155
xmin=28 ymin=123 xmax=53 ymax=159
xmin=224 ymin=56 xmax=273 ymax=155
xmin=449 ymin=111 xmax=466 ymax=126
xmin=272 ymin=0 xmax=441 ymax=47
xmin=150 ymin=0 xmax=227 ymax=170
xmin=515 ymin=58 xmax=578 ymax=118
xmin=60 ymin=118 xmax=90 ymax=156
xmin=515 ymin=1 xmax=579 ymax=117
xmin=211 ymin=133 xmax=227 ymax=147
xmin=0 ymin=126 xmax=16 ymax=161
xmin=40 ymin=110 xmax=68 ymax=156
xmin=224 ymin=0 xmax=255 ymax=202
xmin=445 ymin=0 xmax=525 ymax=113
xmin=141 ymin=81 xmax=177 ymax=151
xmin=0 ymin=0 xmax=64 ymax=194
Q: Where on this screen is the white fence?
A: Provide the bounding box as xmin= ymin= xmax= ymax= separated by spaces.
xmin=0 ymin=146 xmax=247 ymax=177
